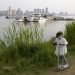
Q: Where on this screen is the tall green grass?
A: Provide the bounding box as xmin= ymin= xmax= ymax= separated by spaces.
xmin=65 ymin=21 xmax=75 ymax=55
xmin=0 ymin=24 xmax=56 ymax=73
xmin=65 ymin=21 xmax=75 ymax=45
xmin=1 ymin=21 xmax=75 ymax=74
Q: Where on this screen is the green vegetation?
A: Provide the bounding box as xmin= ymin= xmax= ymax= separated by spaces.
xmin=65 ymin=21 xmax=75 ymax=55
xmin=65 ymin=22 xmax=75 ymax=45
xmin=0 ymin=21 xmax=75 ymax=75
xmin=0 ymin=25 xmax=56 ymax=75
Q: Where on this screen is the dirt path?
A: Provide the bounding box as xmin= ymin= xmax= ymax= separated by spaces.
xmin=39 ymin=56 xmax=75 ymax=75
xmin=2 ymin=56 xmax=75 ymax=75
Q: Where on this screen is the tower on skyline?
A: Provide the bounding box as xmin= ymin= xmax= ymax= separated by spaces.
xmin=16 ymin=8 xmax=23 ymax=16
xmin=45 ymin=7 xmax=48 ymax=14
xmin=9 ymin=6 xmax=12 ymax=15
xmin=42 ymin=9 xmax=44 ymax=13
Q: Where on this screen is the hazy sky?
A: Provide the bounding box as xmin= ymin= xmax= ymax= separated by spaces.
xmin=0 ymin=0 xmax=75 ymax=13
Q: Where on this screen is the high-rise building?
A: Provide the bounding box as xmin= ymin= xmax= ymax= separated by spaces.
xmin=16 ymin=8 xmax=23 ymax=16
xmin=45 ymin=7 xmax=48 ymax=14
xmin=65 ymin=12 xmax=68 ymax=15
xmin=39 ymin=9 xmax=41 ymax=13
xmin=42 ymin=9 xmax=44 ymax=13
xmin=9 ymin=6 xmax=12 ymax=15
xmin=34 ymin=9 xmax=37 ymax=13
xmin=34 ymin=8 xmax=42 ymax=14
xmin=12 ymin=10 xmax=16 ymax=16
xmin=37 ymin=9 xmax=40 ymax=13
xmin=26 ymin=10 xmax=29 ymax=13
xmin=59 ymin=12 xmax=64 ymax=15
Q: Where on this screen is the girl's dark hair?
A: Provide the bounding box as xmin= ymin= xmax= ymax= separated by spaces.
xmin=56 ymin=31 xmax=63 ymax=38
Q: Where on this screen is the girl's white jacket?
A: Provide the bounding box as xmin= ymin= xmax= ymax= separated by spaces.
xmin=55 ymin=37 xmax=68 ymax=56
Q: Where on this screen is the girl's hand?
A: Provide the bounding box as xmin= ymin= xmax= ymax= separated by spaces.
xmin=53 ymin=43 xmax=57 ymax=45
xmin=59 ymin=44 xmax=65 ymax=45
xmin=53 ymin=41 xmax=57 ymax=45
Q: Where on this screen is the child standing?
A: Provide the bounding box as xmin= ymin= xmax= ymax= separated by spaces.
xmin=54 ymin=31 xmax=69 ymax=70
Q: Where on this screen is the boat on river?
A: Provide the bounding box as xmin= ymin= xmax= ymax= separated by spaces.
xmin=24 ymin=14 xmax=47 ymax=23
xmin=17 ymin=17 xmax=24 ymax=22
xmin=39 ymin=17 xmax=47 ymax=23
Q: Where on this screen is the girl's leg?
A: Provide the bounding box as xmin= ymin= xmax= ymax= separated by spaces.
xmin=62 ymin=55 xmax=69 ymax=68
xmin=58 ymin=56 xmax=64 ymax=69
xmin=59 ymin=56 xmax=63 ymax=65
xmin=62 ymin=55 xmax=68 ymax=65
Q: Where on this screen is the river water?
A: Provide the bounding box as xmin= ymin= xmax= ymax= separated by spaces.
xmin=0 ymin=16 xmax=72 ymax=41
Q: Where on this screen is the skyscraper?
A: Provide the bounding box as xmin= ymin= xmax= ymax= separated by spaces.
xmin=37 ymin=9 xmax=40 ymax=13
xmin=42 ymin=9 xmax=44 ymax=13
xmin=26 ymin=10 xmax=29 ymax=13
xmin=9 ymin=6 xmax=12 ymax=15
xmin=16 ymin=8 xmax=23 ymax=16
xmin=12 ymin=10 xmax=16 ymax=16
xmin=45 ymin=7 xmax=48 ymax=14
xmin=34 ymin=9 xmax=37 ymax=13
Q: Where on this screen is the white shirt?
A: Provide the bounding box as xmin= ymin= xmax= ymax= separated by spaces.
xmin=55 ymin=37 xmax=68 ymax=56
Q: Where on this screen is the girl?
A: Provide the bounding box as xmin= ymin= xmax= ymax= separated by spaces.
xmin=54 ymin=31 xmax=69 ymax=70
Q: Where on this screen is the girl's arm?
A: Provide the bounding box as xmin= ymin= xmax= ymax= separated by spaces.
xmin=59 ymin=38 xmax=68 ymax=45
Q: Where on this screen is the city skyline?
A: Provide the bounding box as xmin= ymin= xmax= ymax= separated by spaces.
xmin=0 ymin=0 xmax=75 ymax=14
xmin=0 ymin=6 xmax=70 ymax=16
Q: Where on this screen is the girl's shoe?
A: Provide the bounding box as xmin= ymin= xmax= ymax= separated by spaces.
xmin=62 ymin=64 xmax=70 ymax=69
xmin=58 ymin=65 xmax=65 ymax=70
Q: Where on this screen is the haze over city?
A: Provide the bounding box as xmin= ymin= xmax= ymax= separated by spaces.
xmin=0 ymin=0 xmax=75 ymax=14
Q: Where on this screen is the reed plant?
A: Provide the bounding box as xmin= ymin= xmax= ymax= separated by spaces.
xmin=0 ymin=24 xmax=56 ymax=73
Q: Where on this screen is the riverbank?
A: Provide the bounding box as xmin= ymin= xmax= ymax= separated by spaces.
xmin=0 ymin=50 xmax=75 ymax=75
xmin=0 ymin=21 xmax=75 ymax=75
xmin=0 ymin=24 xmax=56 ymax=75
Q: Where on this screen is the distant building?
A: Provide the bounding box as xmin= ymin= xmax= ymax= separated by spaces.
xmin=0 ymin=6 xmax=25 ymax=16
xmin=9 ymin=6 xmax=12 ymax=15
xmin=0 ymin=10 xmax=7 ymax=16
xmin=45 ymin=7 xmax=48 ymax=14
xmin=59 ymin=12 xmax=64 ymax=15
xmin=0 ymin=11 xmax=2 ymax=16
xmin=12 ymin=10 xmax=16 ymax=16
xmin=34 ymin=8 xmax=41 ymax=14
xmin=65 ymin=12 xmax=68 ymax=15
xmin=26 ymin=10 xmax=29 ymax=13
xmin=6 ymin=6 xmax=17 ymax=16
xmin=34 ymin=9 xmax=37 ymax=13
xmin=16 ymin=8 xmax=23 ymax=16
xmin=51 ymin=12 xmax=56 ymax=15
xmin=42 ymin=9 xmax=44 ymax=13
xmin=36 ymin=9 xmax=40 ymax=13
xmin=39 ymin=9 xmax=41 ymax=13
xmin=25 ymin=7 xmax=49 ymax=16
